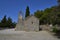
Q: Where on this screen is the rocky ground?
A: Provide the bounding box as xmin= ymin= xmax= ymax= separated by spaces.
xmin=0 ymin=29 xmax=60 ymax=40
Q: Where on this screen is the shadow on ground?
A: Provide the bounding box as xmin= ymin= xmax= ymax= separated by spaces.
xmin=54 ymin=30 xmax=60 ymax=39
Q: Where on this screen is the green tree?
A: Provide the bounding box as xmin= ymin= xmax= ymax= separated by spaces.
xmin=39 ymin=8 xmax=53 ymax=24
xmin=34 ymin=10 xmax=43 ymax=18
xmin=25 ymin=6 xmax=30 ymax=18
xmin=0 ymin=15 xmax=16 ymax=28
xmin=1 ymin=15 xmax=7 ymax=28
xmin=7 ymin=17 xmax=12 ymax=28
xmin=50 ymin=6 xmax=60 ymax=25
xmin=57 ymin=0 xmax=60 ymax=25
xmin=12 ymin=22 xmax=16 ymax=28
xmin=7 ymin=17 xmax=16 ymax=28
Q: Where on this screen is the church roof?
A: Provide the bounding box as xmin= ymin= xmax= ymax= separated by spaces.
xmin=25 ymin=15 xmax=39 ymax=20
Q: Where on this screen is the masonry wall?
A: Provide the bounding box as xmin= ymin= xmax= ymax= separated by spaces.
xmin=24 ymin=16 xmax=39 ymax=31
xmin=15 ymin=16 xmax=24 ymax=31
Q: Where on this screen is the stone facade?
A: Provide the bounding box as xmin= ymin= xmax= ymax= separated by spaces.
xmin=15 ymin=15 xmax=24 ymax=31
xmin=15 ymin=15 xmax=39 ymax=31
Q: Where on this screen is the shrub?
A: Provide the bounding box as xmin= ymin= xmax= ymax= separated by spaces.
xmin=55 ymin=30 xmax=60 ymax=38
xmin=52 ymin=26 xmax=58 ymax=33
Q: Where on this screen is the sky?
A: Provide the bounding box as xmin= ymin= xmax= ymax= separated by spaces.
xmin=0 ymin=0 xmax=57 ymax=22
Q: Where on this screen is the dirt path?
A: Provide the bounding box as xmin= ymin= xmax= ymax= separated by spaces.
xmin=0 ymin=29 xmax=59 ymax=40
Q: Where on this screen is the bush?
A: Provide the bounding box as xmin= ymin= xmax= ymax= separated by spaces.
xmin=52 ymin=25 xmax=60 ymax=38
xmin=55 ymin=30 xmax=60 ymax=38
xmin=52 ymin=26 xmax=58 ymax=33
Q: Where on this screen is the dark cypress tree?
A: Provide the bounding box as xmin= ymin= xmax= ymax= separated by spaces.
xmin=25 ymin=6 xmax=30 ymax=18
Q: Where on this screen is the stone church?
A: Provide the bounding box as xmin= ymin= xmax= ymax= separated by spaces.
xmin=15 ymin=13 xmax=39 ymax=31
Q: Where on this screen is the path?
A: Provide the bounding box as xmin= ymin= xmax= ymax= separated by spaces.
xmin=0 ymin=29 xmax=59 ymax=40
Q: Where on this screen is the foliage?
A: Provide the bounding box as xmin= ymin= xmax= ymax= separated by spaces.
xmin=34 ymin=10 xmax=43 ymax=18
xmin=7 ymin=17 xmax=12 ymax=28
xmin=55 ymin=30 xmax=60 ymax=38
xmin=1 ymin=15 xmax=7 ymax=28
xmin=52 ymin=26 xmax=58 ymax=33
xmin=0 ymin=15 xmax=16 ymax=28
xmin=34 ymin=5 xmax=60 ymax=25
xmin=25 ymin=6 xmax=30 ymax=18
xmin=12 ymin=22 xmax=16 ymax=28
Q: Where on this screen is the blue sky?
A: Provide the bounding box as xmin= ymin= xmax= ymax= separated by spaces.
xmin=0 ymin=0 xmax=57 ymax=22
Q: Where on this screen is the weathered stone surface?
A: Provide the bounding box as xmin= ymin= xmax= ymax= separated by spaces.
xmin=24 ymin=16 xmax=39 ymax=31
xmin=15 ymin=14 xmax=24 ymax=31
xmin=15 ymin=15 xmax=39 ymax=31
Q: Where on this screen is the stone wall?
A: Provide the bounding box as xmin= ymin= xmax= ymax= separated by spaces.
xmin=15 ymin=16 xmax=39 ymax=31
xmin=15 ymin=15 xmax=24 ymax=31
xmin=24 ymin=16 xmax=39 ymax=31
xmin=39 ymin=25 xmax=52 ymax=31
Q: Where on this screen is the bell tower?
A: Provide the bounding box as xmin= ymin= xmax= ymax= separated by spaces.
xmin=18 ymin=11 xmax=23 ymax=24
xmin=18 ymin=11 xmax=23 ymax=20
xmin=15 ymin=11 xmax=24 ymax=31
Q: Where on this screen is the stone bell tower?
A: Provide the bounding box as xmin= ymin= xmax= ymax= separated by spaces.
xmin=15 ymin=11 xmax=24 ymax=31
